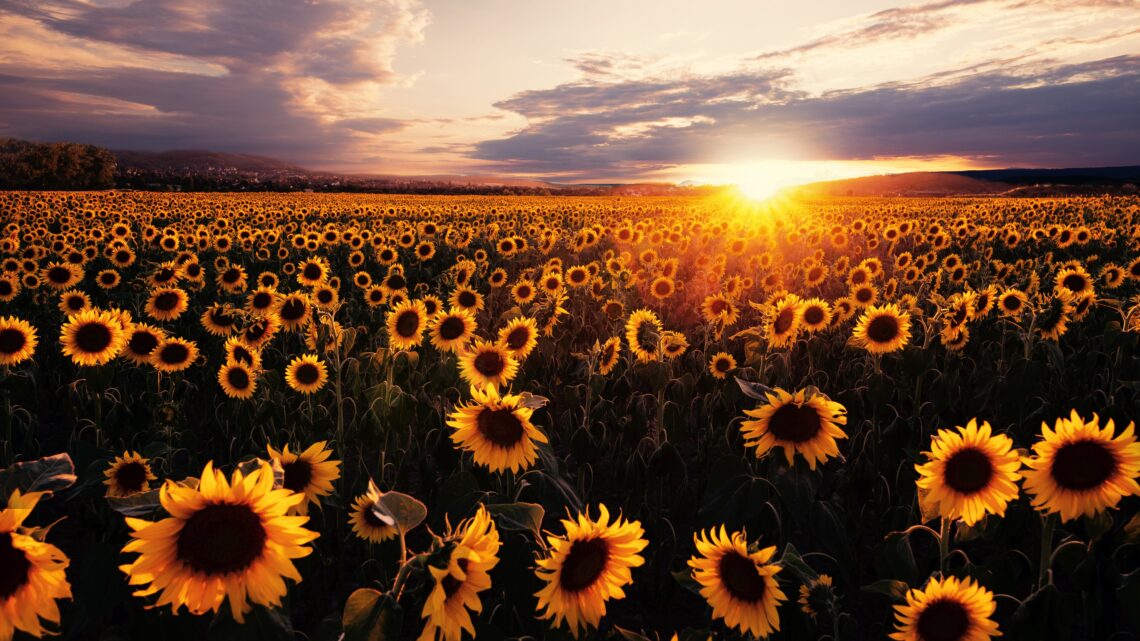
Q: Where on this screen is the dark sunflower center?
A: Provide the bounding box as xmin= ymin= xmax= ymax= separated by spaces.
xmin=915 ymin=598 xmax=971 ymax=641
xmin=856 ymin=288 xmax=873 ymax=303
xmin=303 ymin=264 xmax=321 ymax=280
xmin=1050 ymin=439 xmax=1116 ymax=491
xmin=317 ymin=290 xmax=333 ymax=304
xmin=76 ymin=322 xmax=113 ymax=353
xmin=387 ymin=274 xmax=406 ymax=290
xmin=654 ymin=281 xmax=671 ymax=295
xmin=804 ymin=307 xmax=824 ymax=325
xmin=395 ymin=311 xmax=420 ymax=337
xmin=711 ymin=299 xmax=727 ymax=314
xmin=477 ymin=408 xmax=525 ymax=447
xmin=294 ymin=363 xmax=320 ymax=385
xmin=282 ymin=460 xmax=312 ymax=493
xmin=441 ymin=558 xmax=470 ymax=598
xmin=473 ymin=350 xmax=505 ymax=377
xmin=715 ymin=358 xmax=731 ymax=372
xmin=115 ymin=461 xmax=149 ymax=493
xmin=280 ymin=299 xmax=307 ymax=321
xmin=506 ymin=327 xmax=529 ymax=350
xmin=768 ymin=403 xmax=822 ymax=443
xmin=517 ymin=286 xmax=532 ymax=299
xmin=48 ymin=266 xmax=71 ymax=283
xmin=943 ymin=447 xmax=993 ymax=494
xmin=129 ymin=331 xmax=158 ymax=356
xmin=0 ymin=532 xmax=31 ymax=599
xmin=211 ymin=310 xmax=236 ymax=327
xmin=718 ymin=550 xmax=766 ymax=603
xmin=1062 ymin=274 xmax=1086 ymax=292
xmin=457 ymin=291 xmax=477 ymax=308
xmin=159 ymin=343 xmax=190 ymax=365
xmin=866 ymin=315 xmax=900 ymax=343
xmin=773 ymin=308 xmax=795 ymax=334
xmin=1002 ymin=296 xmax=1021 ymax=311
xmin=253 ymin=292 xmax=272 ymax=308
xmin=439 ymin=316 xmax=465 ymax=340
xmin=176 ymin=503 xmax=267 ymax=575
xmin=808 ymin=267 xmax=823 ymax=281
xmin=559 ymin=538 xmax=610 ymax=592
xmin=154 ymin=292 xmax=180 ymax=311
xmin=223 ymin=268 xmax=241 ymax=283
xmin=226 ymin=366 xmax=251 ymax=390
xmin=0 ymin=328 xmax=26 ymax=354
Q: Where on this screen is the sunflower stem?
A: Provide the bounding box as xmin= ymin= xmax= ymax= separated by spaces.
xmin=938 ymin=516 xmax=951 ymax=576
xmin=1038 ymin=513 xmax=1056 ymax=590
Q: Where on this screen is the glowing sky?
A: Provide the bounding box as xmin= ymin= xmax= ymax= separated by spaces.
xmin=1 ymin=0 xmax=1138 ymax=184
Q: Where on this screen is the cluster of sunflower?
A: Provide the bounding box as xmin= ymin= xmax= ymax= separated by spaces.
xmin=0 ymin=191 xmax=1137 ymax=640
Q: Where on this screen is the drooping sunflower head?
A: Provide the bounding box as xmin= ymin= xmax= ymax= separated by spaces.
xmin=625 ymin=308 xmax=662 ymax=363
xmin=741 ymin=387 xmax=848 ymax=470
xmin=1022 ymin=410 xmax=1140 ymax=522
xmin=915 ymin=419 xmax=1021 ymax=525
xmin=457 ymin=340 xmax=518 ymax=389
xmin=765 ymin=294 xmax=803 ymax=348
xmin=0 ymin=316 xmax=37 ymax=366
xmin=597 ymin=337 xmax=622 ymax=375
xmin=890 ymin=576 xmax=1000 ymax=641
xmin=104 ymin=451 xmax=157 ymax=498
xmin=447 ymin=384 xmax=548 ymax=474
xmin=535 ymin=504 xmax=648 ymax=637
xmin=0 ymin=489 xmax=72 ymax=641
xmin=120 ymin=461 xmax=318 ymax=622
xmin=1034 ymin=291 xmax=1074 ymax=341
xmin=419 ymin=506 xmax=501 ymax=641
xmin=60 ymin=308 xmax=127 ymax=367
xmin=200 ymin=304 xmax=239 ymax=336
xmin=285 ymin=353 xmax=329 ymax=394
xmin=349 ymin=483 xmax=398 ymax=544
xmin=688 ymin=526 xmax=785 ymax=639
xmin=853 ymin=303 xmax=912 ymax=355
xmin=267 ymin=441 xmax=341 ymax=515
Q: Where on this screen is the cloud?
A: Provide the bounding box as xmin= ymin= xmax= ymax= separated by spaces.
xmin=473 ymin=56 xmax=1140 ymax=179
xmin=0 ymin=0 xmax=429 ymax=165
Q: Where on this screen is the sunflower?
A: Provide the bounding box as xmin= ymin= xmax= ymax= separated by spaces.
xmin=145 ymin=287 xmax=190 ymax=322
xmin=511 ymin=279 xmax=537 ymax=305
xmin=450 ymin=286 xmax=484 ymax=314
xmin=120 ymin=323 xmax=166 ymax=365
xmin=430 ymin=309 xmax=477 ymax=353
xmin=852 ymin=304 xmax=912 ymax=354
xmin=996 ymin=289 xmax=1028 ymax=318
xmin=418 ymin=506 xmax=501 ymax=641
xmin=799 ymin=574 xmax=835 ymax=619
xmin=348 ymin=484 xmax=398 ymax=544
xmin=914 ymin=419 xmax=1021 ymax=525
xmin=275 ymin=293 xmax=312 ymax=332
xmin=660 ymin=331 xmax=688 ymax=360
xmin=247 ymin=286 xmax=281 ymax=317
xmin=57 ymin=289 xmax=90 ymax=315
xmin=535 ymin=504 xmax=648 ymax=637
xmin=625 ymin=308 xmax=662 ymax=363
xmin=104 ymin=451 xmax=157 ymax=498
xmin=151 ymin=337 xmax=199 ymax=373
xmin=120 ymin=461 xmax=318 ymax=622
xmin=218 ymin=361 xmax=257 ymax=399
xmin=0 ymin=316 xmax=37 ymax=366
xmin=60 ymin=308 xmax=126 ymax=366
xmin=296 ymin=257 xmax=330 ymax=286
xmin=241 ymin=315 xmax=280 ymax=350
xmin=1021 ymin=410 xmax=1140 ymax=522
xmin=387 ymin=299 xmax=428 ymax=350
xmin=589 ymin=337 xmax=619 ymax=376
xmin=285 ymin=354 xmax=328 ymax=394
xmin=224 ymin=336 xmax=262 ymax=370
xmin=267 ymin=442 xmax=341 ymax=515
xmin=41 ymin=261 xmax=82 ymax=290
xmin=765 ymin=294 xmax=803 ymax=348
xmin=800 ymin=298 xmax=832 ymax=333
xmin=649 ymin=276 xmax=676 ymax=300
xmin=1034 ymin=292 xmax=1073 ymax=341
xmin=497 ymin=316 xmax=539 ymax=359
xmin=688 ymin=526 xmax=785 ymax=639
xmin=0 ymin=490 xmax=71 ymax=641
xmin=1054 ymin=266 xmax=1094 ymax=297
xmin=448 ymin=384 xmax=548 ymax=473
xmin=457 ymin=341 xmax=519 ymax=389
xmin=708 ymin=352 xmax=736 ymax=379
xmin=890 ymin=576 xmax=1000 ymax=641
xmin=200 ymin=304 xmax=239 ymax=336
xmin=740 ymin=387 xmax=848 ymax=470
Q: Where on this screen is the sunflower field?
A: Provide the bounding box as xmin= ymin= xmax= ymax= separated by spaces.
xmin=1 ymin=190 xmax=1139 ymax=641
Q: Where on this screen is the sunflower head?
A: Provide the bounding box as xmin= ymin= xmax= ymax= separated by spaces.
xmin=419 ymin=506 xmax=501 ymax=641
xmin=104 ymin=451 xmax=157 ymax=498
xmin=447 ymin=385 xmax=549 ymax=474
xmin=915 ymin=419 xmax=1021 ymax=525
xmin=741 ymin=387 xmax=848 ymax=470
xmin=688 ymin=526 xmax=785 ymax=638
xmin=267 ymin=442 xmax=341 ymax=515
xmin=0 ymin=489 xmax=72 ymax=641
xmin=853 ymin=304 xmax=912 ymax=355
xmin=890 ymin=576 xmax=1000 ymax=641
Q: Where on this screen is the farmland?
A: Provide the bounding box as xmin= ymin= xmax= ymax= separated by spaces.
xmin=0 ymin=191 xmax=1138 ymax=641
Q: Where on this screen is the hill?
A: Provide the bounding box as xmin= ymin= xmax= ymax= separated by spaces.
xmin=789 ymin=166 xmax=1140 ymax=197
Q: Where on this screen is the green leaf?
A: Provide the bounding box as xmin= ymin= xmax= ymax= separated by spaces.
xmin=0 ymin=453 xmax=77 ymax=497
xmin=861 ymin=579 xmax=911 ymax=601
xmin=343 ymin=589 xmax=403 ymax=641
xmin=375 ymin=490 xmax=428 ymax=534
xmin=487 ymin=502 xmax=545 ymax=539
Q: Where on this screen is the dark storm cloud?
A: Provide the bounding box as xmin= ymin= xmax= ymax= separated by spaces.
xmin=472 ymin=56 xmax=1140 ymax=179
xmin=0 ymin=0 xmax=427 ymax=165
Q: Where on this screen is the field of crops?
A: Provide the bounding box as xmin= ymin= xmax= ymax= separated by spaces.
xmin=0 ymin=191 xmax=1139 ymax=641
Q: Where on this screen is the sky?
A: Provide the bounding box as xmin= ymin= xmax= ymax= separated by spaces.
xmin=0 ymin=0 xmax=1138 ymax=188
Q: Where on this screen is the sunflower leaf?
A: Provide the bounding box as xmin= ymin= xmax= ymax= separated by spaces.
xmin=376 ymin=491 xmax=427 ymax=533
xmin=486 ymin=502 xmax=545 ymax=539
xmin=734 ymin=377 xmax=774 ymax=401
xmin=107 ymin=489 xmax=163 ymax=517
xmin=0 ymin=453 xmax=77 ymax=497
xmin=343 ymin=589 xmax=402 ymax=641
xmin=861 ymin=579 xmax=911 ymax=601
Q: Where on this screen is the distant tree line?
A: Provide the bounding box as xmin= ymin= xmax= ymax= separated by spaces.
xmin=0 ymin=138 xmax=116 ymax=190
